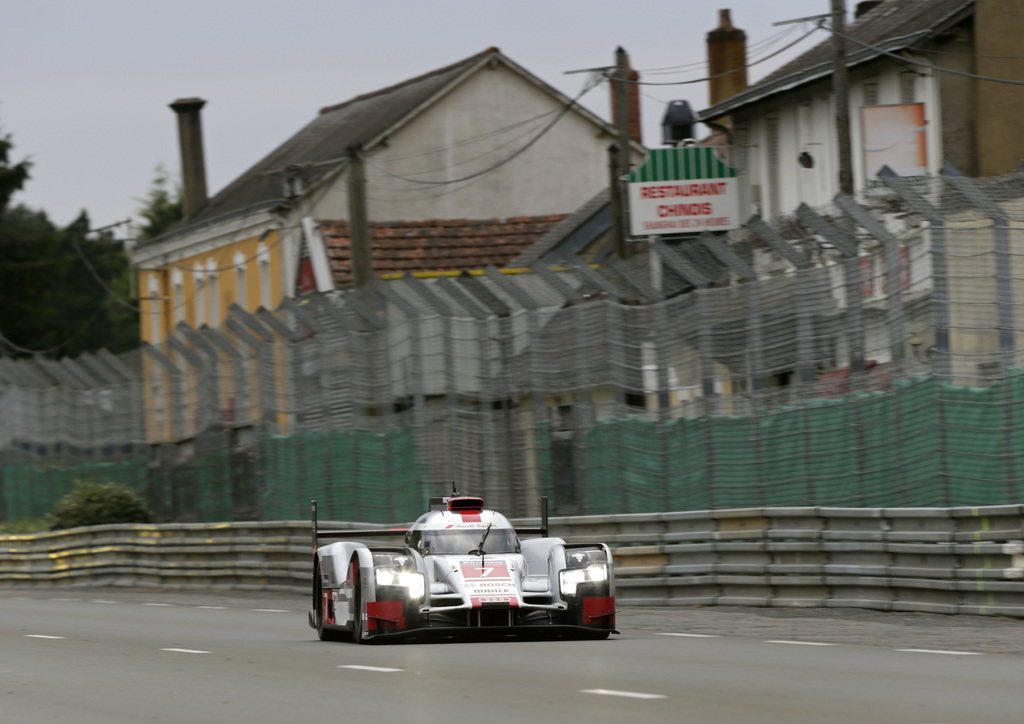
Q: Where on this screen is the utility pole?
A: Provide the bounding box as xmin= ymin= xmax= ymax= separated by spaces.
xmin=613 ymin=46 xmax=632 ymax=260
xmin=608 ymin=143 xmax=625 ymax=259
xmin=347 ymin=145 xmax=373 ymax=288
xmin=831 ymin=0 xmax=854 ymax=196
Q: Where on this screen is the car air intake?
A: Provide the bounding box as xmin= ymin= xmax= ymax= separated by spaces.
xmin=448 ymin=496 xmax=484 ymax=513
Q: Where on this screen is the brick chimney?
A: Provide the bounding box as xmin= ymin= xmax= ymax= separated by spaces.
xmin=610 ymin=49 xmax=642 ymax=145
xmin=707 ymin=9 xmax=747 ymax=107
xmin=169 ymin=98 xmax=209 ymax=220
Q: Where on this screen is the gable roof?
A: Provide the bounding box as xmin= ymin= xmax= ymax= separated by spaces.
xmin=320 ymin=215 xmax=567 ymax=286
xmin=146 ymin=47 xmax=621 ymax=247
xmin=701 ymin=0 xmax=973 ymax=120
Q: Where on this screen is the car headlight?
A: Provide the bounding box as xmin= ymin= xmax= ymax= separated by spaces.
xmin=559 ymin=563 xmax=608 ymax=596
xmin=375 ymin=567 xmax=425 ymax=599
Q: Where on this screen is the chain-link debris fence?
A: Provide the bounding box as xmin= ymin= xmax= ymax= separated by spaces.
xmin=3 ymin=166 xmax=1024 ymax=523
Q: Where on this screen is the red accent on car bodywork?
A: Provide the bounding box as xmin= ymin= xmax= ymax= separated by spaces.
xmin=366 ymin=600 xmax=405 ymax=631
xmin=459 ymin=511 xmax=482 ymax=522
xmin=448 ymin=496 xmax=484 ymax=514
xmin=322 ymin=591 xmax=335 ymax=625
xmin=582 ymin=596 xmax=615 ymax=627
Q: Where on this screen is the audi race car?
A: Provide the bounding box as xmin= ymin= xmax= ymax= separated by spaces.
xmin=308 ymin=493 xmax=617 ymax=643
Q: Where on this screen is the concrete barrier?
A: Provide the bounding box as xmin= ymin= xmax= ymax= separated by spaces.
xmin=2 ymin=507 xmax=1023 ymax=617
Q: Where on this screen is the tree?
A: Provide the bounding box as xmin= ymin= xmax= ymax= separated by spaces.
xmin=0 ymin=122 xmax=138 ymax=357
xmin=0 ymin=204 xmax=66 ymax=352
xmin=137 ymin=165 xmax=183 ymax=241
xmin=0 ymin=124 xmax=31 ymax=214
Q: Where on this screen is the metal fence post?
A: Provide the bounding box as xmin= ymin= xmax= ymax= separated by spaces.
xmin=944 ymin=165 xmax=1018 ymax=500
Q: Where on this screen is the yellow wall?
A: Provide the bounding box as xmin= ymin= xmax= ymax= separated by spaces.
xmin=138 ymin=229 xmax=283 ymax=343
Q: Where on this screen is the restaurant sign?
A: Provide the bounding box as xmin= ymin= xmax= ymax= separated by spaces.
xmin=627 ymin=146 xmax=742 ymax=235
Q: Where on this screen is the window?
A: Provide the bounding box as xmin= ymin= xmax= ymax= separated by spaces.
xmin=863 ymin=78 xmax=879 ymax=107
xmin=258 ymin=243 xmax=271 ymax=310
xmin=207 ymin=259 xmax=219 ymax=326
xmin=172 ymin=270 xmax=184 ymax=326
xmin=900 ymin=72 xmax=917 ymax=104
xmin=148 ymin=275 xmax=161 ymax=344
xmin=765 ymin=115 xmax=780 ymax=218
xmin=234 ymin=251 xmax=247 ymax=310
xmin=194 ymin=264 xmax=206 ymax=327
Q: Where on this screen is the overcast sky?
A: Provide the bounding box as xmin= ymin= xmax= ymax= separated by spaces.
xmin=1 ymin=0 xmax=833 ymax=234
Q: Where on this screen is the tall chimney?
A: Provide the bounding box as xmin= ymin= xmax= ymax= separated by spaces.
xmin=610 ymin=49 xmax=643 ymax=145
xmin=707 ymin=9 xmax=747 ymax=106
xmin=169 ymin=97 xmax=209 ymax=220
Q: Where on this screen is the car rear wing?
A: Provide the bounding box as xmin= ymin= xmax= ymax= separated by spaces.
xmin=311 ymin=497 xmax=549 ymax=550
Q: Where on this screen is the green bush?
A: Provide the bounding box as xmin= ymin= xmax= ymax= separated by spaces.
xmin=49 ymin=481 xmax=153 ymax=531
xmin=0 ymin=518 xmax=50 ymax=535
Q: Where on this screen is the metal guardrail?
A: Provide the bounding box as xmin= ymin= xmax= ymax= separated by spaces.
xmin=0 ymin=521 xmax=381 ymax=595
xmin=2 ymin=507 xmax=1023 ymax=617
xmin=538 ymin=506 xmax=1024 ymax=617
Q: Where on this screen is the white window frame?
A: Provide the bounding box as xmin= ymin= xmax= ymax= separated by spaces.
xmin=206 ymin=258 xmax=219 ymax=326
xmin=234 ymin=251 xmax=248 ymax=311
xmin=172 ymin=269 xmax=184 ymax=326
xmin=148 ymin=275 xmax=162 ymax=344
xmin=258 ymin=243 xmax=271 ymax=310
xmin=194 ymin=263 xmax=206 ymax=328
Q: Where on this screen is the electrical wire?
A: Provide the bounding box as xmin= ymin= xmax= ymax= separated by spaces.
xmin=365 ymin=114 xmax=554 ymax=184
xmin=71 ymin=234 xmax=140 ymax=313
xmin=0 ymin=303 xmax=109 ymax=357
xmin=822 ymin=22 xmax=1024 ymax=87
xmin=640 ymin=25 xmax=801 ymax=76
xmin=628 ymin=25 xmax=819 ymax=86
xmin=371 ymin=106 xmax=564 ymax=164
xmin=363 ymin=74 xmax=603 ymax=186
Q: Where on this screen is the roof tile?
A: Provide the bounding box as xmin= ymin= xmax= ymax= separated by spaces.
xmin=321 ymin=215 xmax=568 ymax=286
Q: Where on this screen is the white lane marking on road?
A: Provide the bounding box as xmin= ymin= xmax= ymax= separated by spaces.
xmin=50 ymin=598 xmax=80 ymax=602
xmin=252 ymin=608 xmax=289 ymax=613
xmin=91 ymin=600 xmax=118 ymax=604
xmin=161 ymin=648 xmax=211 ymax=654
xmin=581 ymin=689 xmax=666 ymax=700
xmin=142 ymin=603 xmax=173 ymax=607
xmin=658 ymin=633 xmax=721 ymax=638
xmin=196 ymin=606 xmax=227 ymax=610
xmin=25 ymin=635 xmax=65 ymax=639
xmin=765 ymin=640 xmax=839 ymax=646
xmin=897 ymin=649 xmax=982 ymax=656
xmin=339 ymin=665 xmax=403 ymax=672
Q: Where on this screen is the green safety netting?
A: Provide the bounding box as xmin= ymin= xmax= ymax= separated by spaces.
xmin=540 ymin=375 xmax=1023 ymax=514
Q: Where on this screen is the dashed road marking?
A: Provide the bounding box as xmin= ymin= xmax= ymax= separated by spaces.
xmin=91 ymin=600 xmax=118 ymax=604
xmin=196 ymin=606 xmax=227 ymax=610
xmin=658 ymin=633 xmax=721 ymax=638
xmin=161 ymin=648 xmax=211 ymax=654
xmin=581 ymin=688 xmax=666 ymax=700
xmin=897 ymin=649 xmax=982 ymax=656
xmin=252 ymin=608 xmax=289 ymax=613
xmin=25 ymin=635 xmax=65 ymax=639
xmin=142 ymin=603 xmax=172 ymax=607
xmin=50 ymin=598 xmax=80 ymax=602
xmin=339 ymin=665 xmax=403 ymax=672
xmin=765 ymin=640 xmax=839 ymax=646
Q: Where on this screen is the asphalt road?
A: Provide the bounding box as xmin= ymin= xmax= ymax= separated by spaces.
xmin=3 ymin=587 xmax=1024 ymax=723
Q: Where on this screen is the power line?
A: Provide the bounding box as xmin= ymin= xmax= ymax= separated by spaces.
xmin=71 ymin=234 xmax=140 ymax=314
xmin=363 ymin=74 xmax=602 ymax=186
xmin=822 ymin=21 xmax=1024 ymax=87
xmin=629 ymin=25 xmax=818 ymax=86
xmin=0 ymin=303 xmax=108 ymax=357
xmin=365 ymin=114 xmax=554 ymax=184
xmin=639 ymin=24 xmax=800 ymax=76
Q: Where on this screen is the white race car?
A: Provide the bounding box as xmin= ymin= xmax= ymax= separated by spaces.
xmin=308 ymin=492 xmax=617 ymax=642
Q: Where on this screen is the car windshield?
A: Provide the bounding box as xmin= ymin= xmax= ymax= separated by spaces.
xmin=412 ymin=528 xmax=519 ymax=555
